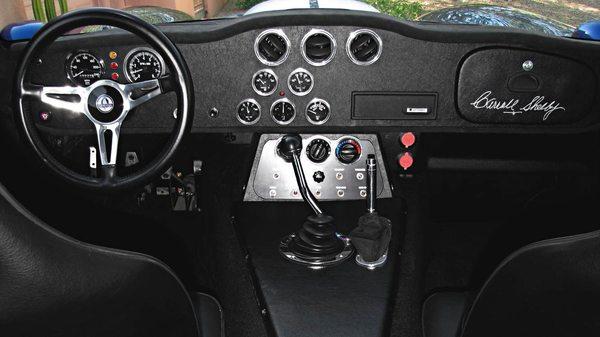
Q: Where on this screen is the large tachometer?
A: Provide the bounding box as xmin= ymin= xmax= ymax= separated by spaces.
xmin=124 ymin=47 xmax=165 ymax=82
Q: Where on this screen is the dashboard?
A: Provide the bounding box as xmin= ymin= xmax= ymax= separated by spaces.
xmin=1 ymin=9 xmax=599 ymax=136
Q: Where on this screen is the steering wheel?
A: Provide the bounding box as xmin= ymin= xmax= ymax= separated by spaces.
xmin=14 ymin=8 xmax=194 ymax=190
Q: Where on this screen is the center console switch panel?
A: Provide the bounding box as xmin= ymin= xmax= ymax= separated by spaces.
xmin=244 ymin=134 xmax=393 ymax=201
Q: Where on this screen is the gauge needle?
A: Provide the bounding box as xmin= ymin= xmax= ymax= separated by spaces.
xmin=295 ymin=74 xmax=302 ymax=84
xmin=73 ymin=71 xmax=84 ymax=78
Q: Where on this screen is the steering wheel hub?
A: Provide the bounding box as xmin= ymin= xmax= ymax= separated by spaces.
xmin=88 ymin=86 xmax=124 ymax=122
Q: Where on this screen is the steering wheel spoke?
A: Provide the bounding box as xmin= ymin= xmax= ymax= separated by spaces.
xmin=94 ymin=122 xmax=121 ymax=167
xmin=23 ymin=83 xmax=86 ymax=114
xmin=124 ymin=78 xmax=163 ymax=110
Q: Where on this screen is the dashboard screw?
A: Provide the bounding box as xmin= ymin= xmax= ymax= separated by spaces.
xmin=522 ymin=60 xmax=534 ymax=71
xmin=209 ymin=107 xmax=219 ymax=118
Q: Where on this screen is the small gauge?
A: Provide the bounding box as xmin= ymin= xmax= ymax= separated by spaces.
xmin=237 ymin=99 xmax=261 ymax=125
xmin=270 ymin=98 xmax=296 ymax=125
xmin=66 ymin=51 xmax=104 ymax=86
xmin=306 ymin=98 xmax=331 ymax=125
xmin=124 ymin=48 xmax=165 ymax=83
xmin=252 ymin=69 xmax=278 ymax=96
xmin=288 ymin=68 xmax=314 ymax=96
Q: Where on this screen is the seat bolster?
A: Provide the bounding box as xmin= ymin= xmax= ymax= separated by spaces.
xmin=190 ymin=292 xmax=225 ymax=337
xmin=422 ymin=292 xmax=469 ymax=337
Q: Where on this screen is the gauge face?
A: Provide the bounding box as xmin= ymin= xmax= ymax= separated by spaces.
xmin=252 ymin=69 xmax=278 ymax=96
xmin=306 ymin=98 xmax=331 ymax=125
xmin=237 ymin=99 xmax=261 ymax=125
xmin=288 ymin=68 xmax=314 ymax=96
xmin=125 ymin=48 xmax=164 ymax=83
xmin=66 ymin=52 xmax=104 ymax=86
xmin=270 ymin=98 xmax=296 ymax=125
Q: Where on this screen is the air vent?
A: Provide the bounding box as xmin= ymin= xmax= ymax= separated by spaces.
xmin=302 ymin=29 xmax=336 ymax=66
xmin=346 ymin=29 xmax=382 ymax=66
xmin=254 ymin=29 xmax=290 ymax=66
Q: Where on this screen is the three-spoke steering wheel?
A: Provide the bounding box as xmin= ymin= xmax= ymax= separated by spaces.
xmin=15 ymin=8 xmax=194 ymax=190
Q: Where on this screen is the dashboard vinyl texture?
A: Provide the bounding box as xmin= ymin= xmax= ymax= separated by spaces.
xmin=0 ymin=9 xmax=598 ymax=135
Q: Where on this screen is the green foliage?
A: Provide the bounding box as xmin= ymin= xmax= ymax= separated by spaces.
xmin=32 ymin=0 xmax=69 ymax=22
xmin=236 ymin=0 xmax=264 ymax=10
xmin=364 ymin=0 xmax=424 ymax=20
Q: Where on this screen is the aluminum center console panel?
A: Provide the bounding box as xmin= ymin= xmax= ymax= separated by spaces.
xmin=244 ymin=134 xmax=392 ymax=201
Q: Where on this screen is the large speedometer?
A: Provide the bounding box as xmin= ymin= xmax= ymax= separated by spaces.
xmin=124 ymin=47 xmax=165 ymax=83
xmin=66 ymin=51 xmax=104 ymax=86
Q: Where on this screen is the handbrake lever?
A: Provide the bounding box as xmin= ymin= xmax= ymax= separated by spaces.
xmin=349 ymin=154 xmax=392 ymax=270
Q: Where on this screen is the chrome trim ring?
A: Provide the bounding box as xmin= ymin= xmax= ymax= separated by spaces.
xmin=346 ymin=29 xmax=383 ymax=66
xmin=287 ymin=68 xmax=314 ymax=96
xmin=236 ymin=98 xmax=261 ymax=125
xmin=254 ymin=29 xmax=291 ymax=67
xmin=251 ymin=68 xmax=278 ymax=96
xmin=270 ymin=97 xmax=296 ymax=125
xmin=305 ymin=98 xmax=331 ymax=125
xmin=301 ymin=29 xmax=337 ymax=66
xmin=123 ymin=47 xmax=166 ymax=83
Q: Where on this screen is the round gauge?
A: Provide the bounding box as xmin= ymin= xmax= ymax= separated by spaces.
xmin=270 ymin=98 xmax=296 ymax=125
xmin=252 ymin=69 xmax=278 ymax=96
xmin=237 ymin=99 xmax=261 ymax=125
xmin=287 ymin=68 xmax=314 ymax=96
xmin=306 ymin=98 xmax=331 ymax=125
xmin=66 ymin=51 xmax=104 ymax=86
xmin=124 ymin=48 xmax=165 ymax=83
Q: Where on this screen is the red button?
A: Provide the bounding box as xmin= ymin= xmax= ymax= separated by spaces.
xmin=111 ymin=73 xmax=119 ymax=81
xmin=110 ymin=62 xmax=118 ymax=70
xmin=398 ymin=152 xmax=413 ymax=170
xmin=400 ymin=132 xmax=416 ymax=148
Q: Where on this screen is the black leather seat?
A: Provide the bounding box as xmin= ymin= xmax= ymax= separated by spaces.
xmin=422 ymin=230 xmax=600 ymax=337
xmin=0 ymin=183 xmax=223 ymax=337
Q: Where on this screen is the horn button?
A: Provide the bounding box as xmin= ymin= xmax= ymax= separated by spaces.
xmin=88 ymin=86 xmax=124 ymax=123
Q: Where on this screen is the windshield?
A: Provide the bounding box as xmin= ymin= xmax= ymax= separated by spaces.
xmin=1 ymin=0 xmax=598 ymax=38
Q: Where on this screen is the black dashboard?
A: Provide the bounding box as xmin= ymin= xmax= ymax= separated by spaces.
xmin=1 ymin=9 xmax=600 ymax=136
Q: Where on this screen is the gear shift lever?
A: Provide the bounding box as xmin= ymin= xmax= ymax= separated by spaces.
xmin=277 ymin=134 xmax=354 ymax=268
xmin=277 ymin=135 xmax=322 ymax=215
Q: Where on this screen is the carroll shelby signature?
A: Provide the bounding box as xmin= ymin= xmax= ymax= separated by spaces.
xmin=470 ymin=91 xmax=566 ymax=121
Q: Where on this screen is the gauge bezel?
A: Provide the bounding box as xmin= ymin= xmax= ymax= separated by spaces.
xmin=305 ymin=98 xmax=331 ymax=125
xmin=123 ymin=47 xmax=166 ymax=83
xmin=301 ymin=29 xmax=337 ymax=67
xmin=346 ymin=29 xmax=383 ymax=66
xmin=65 ymin=50 xmax=105 ymax=86
xmin=270 ymin=97 xmax=296 ymax=125
xmin=287 ymin=68 xmax=314 ymax=96
xmin=236 ymin=98 xmax=262 ymax=125
xmin=254 ymin=29 xmax=291 ymax=67
xmin=252 ymin=68 xmax=278 ymax=96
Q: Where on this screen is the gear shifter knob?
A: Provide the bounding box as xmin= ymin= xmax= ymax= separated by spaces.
xmin=277 ymin=134 xmax=303 ymax=161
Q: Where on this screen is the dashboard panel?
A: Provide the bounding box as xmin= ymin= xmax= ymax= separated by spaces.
xmin=2 ymin=9 xmax=600 ymax=135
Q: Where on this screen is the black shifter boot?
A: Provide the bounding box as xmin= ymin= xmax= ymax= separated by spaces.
xmin=288 ymin=214 xmax=346 ymax=262
xmin=350 ymin=213 xmax=392 ymax=263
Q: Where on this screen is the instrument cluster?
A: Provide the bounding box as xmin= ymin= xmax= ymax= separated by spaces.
xmin=237 ymin=28 xmax=382 ymax=126
xmin=65 ymin=47 xmax=166 ymax=86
